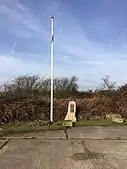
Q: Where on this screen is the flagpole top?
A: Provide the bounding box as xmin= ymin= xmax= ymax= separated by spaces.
xmin=51 ymin=16 xmax=54 ymax=19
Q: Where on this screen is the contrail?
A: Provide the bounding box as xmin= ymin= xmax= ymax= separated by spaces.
xmin=12 ymin=42 xmax=17 ymax=49
xmin=9 ymin=41 xmax=17 ymax=55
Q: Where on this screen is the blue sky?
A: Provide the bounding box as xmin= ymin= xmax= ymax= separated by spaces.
xmin=0 ymin=0 xmax=127 ymax=89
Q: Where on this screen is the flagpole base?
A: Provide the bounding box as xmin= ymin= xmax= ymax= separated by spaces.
xmin=49 ymin=121 xmax=53 ymax=125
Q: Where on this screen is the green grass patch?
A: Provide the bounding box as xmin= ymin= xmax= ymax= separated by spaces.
xmin=0 ymin=120 xmax=65 ymax=137
xmin=75 ymin=119 xmax=127 ymax=127
xmin=0 ymin=119 xmax=127 ymax=137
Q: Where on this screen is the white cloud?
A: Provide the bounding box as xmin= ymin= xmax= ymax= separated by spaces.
xmin=0 ymin=0 xmax=49 ymax=39
xmin=0 ymin=54 xmax=49 ymax=83
xmin=0 ymin=54 xmax=78 ymax=84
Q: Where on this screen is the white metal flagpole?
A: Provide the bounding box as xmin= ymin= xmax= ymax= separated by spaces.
xmin=50 ymin=16 xmax=54 ymax=123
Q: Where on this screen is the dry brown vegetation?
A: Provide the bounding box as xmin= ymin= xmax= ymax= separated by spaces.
xmin=0 ymin=74 xmax=127 ymax=124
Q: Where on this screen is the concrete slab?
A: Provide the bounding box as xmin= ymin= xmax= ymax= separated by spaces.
xmin=67 ymin=126 xmax=127 ymax=140
xmin=1 ymin=130 xmax=66 ymax=140
xmin=67 ymin=126 xmax=108 ymax=139
xmin=1 ymin=132 xmax=28 ymax=139
xmin=82 ymin=140 xmax=127 ymax=169
xmin=102 ymin=126 xmax=127 ymax=139
xmin=0 ymin=139 xmax=127 ymax=168
xmin=35 ymin=130 xmax=66 ymax=139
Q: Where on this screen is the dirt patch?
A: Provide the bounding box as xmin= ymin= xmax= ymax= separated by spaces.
xmin=72 ymin=152 xmax=90 ymax=160
xmin=71 ymin=148 xmax=104 ymax=161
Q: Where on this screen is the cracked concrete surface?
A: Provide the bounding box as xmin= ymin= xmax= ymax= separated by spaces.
xmin=67 ymin=126 xmax=127 ymax=140
xmin=0 ymin=126 xmax=127 ymax=169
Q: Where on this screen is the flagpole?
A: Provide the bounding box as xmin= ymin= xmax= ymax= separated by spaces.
xmin=50 ymin=16 xmax=54 ymax=123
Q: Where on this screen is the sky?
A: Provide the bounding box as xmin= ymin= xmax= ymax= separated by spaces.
xmin=0 ymin=0 xmax=127 ymax=89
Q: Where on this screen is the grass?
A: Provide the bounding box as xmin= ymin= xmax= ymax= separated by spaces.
xmin=0 ymin=119 xmax=127 ymax=137
xmin=75 ymin=119 xmax=127 ymax=127
xmin=0 ymin=120 xmax=65 ymax=137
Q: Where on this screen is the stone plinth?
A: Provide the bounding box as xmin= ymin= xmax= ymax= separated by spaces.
xmin=64 ymin=101 xmax=77 ymax=122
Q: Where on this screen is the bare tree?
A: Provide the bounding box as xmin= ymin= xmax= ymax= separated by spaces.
xmin=100 ymin=76 xmax=116 ymax=90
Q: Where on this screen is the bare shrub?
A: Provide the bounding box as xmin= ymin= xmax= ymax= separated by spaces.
xmin=0 ymin=74 xmax=127 ymax=123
